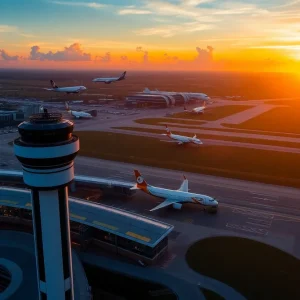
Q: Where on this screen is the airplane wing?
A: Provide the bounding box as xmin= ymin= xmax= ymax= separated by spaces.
xmin=150 ymin=199 xmax=179 ymax=211
xmin=178 ymin=176 xmax=188 ymax=192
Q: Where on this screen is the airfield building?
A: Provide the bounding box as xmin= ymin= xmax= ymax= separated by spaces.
xmin=125 ymin=91 xmax=185 ymax=108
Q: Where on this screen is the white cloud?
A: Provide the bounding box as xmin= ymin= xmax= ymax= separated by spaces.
xmin=250 ymin=45 xmax=300 ymax=50
xmin=0 ymin=25 xmax=18 ymax=33
xmin=29 ymin=43 xmax=92 ymax=61
xmin=135 ymin=22 xmax=214 ymax=37
xmin=50 ymin=1 xmax=106 ymax=9
xmin=118 ymin=8 xmax=152 ymax=15
xmin=181 ymin=0 xmax=215 ymax=6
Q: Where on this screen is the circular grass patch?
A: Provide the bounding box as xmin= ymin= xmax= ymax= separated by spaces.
xmin=186 ymin=236 xmax=300 ymax=300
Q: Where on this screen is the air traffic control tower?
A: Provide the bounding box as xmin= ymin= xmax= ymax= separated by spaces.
xmin=13 ymin=110 xmax=83 ymax=300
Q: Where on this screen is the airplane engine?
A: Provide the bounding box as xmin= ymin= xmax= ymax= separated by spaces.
xmin=172 ymin=203 xmax=182 ymax=210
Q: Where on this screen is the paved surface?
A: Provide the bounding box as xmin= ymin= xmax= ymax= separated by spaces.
xmin=79 ymin=252 xmax=207 ymax=300
xmin=0 ymin=230 xmax=90 ymax=300
xmin=201 ymin=104 xmax=277 ymax=127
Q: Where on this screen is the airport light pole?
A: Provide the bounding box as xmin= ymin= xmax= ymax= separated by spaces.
xmin=13 ymin=109 xmax=79 ymax=300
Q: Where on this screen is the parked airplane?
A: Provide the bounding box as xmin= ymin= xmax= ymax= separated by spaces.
xmin=131 ymin=170 xmax=218 ymax=212
xmin=184 ymin=102 xmax=206 ymax=114
xmin=65 ymin=102 xmax=92 ymax=119
xmin=162 ymin=126 xmax=202 ymax=145
xmin=44 ymin=80 xmax=87 ymax=94
xmin=92 ymin=71 xmax=126 ymax=84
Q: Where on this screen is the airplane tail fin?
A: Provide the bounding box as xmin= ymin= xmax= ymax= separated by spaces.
xmin=165 ymin=125 xmax=171 ymax=136
xmin=134 ymin=170 xmax=148 ymax=189
xmin=50 ymin=80 xmax=58 ymax=88
xmin=65 ymin=101 xmax=70 ymax=111
xmin=118 ymin=71 xmax=126 ymax=80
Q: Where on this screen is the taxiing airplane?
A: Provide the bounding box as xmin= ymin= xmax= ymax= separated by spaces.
xmin=65 ymin=102 xmax=92 ymax=119
xmin=162 ymin=126 xmax=202 ymax=145
xmin=131 ymin=170 xmax=218 ymax=212
xmin=92 ymin=71 xmax=126 ymax=84
xmin=44 ymin=80 xmax=87 ymax=94
xmin=184 ymin=102 xmax=206 ymax=114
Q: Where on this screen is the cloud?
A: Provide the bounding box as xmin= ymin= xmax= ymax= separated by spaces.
xmin=195 ymin=45 xmax=214 ymax=65
xmin=95 ymin=52 xmax=111 ymax=62
xmin=135 ymin=22 xmax=214 ymax=37
xmin=0 ymin=25 xmax=18 ymax=33
xmin=19 ymin=33 xmax=36 ymax=38
xmin=163 ymin=53 xmax=178 ymax=61
xmin=50 ymin=1 xmax=106 ymax=9
xmin=0 ymin=49 xmax=20 ymax=61
xmin=118 ymin=8 xmax=152 ymax=15
xmin=29 ymin=43 xmax=92 ymax=61
xmin=136 ymin=46 xmax=149 ymax=63
xmin=181 ymin=0 xmax=216 ymax=6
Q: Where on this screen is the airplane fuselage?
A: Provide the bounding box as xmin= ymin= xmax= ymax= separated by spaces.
xmin=48 ymin=86 xmax=86 ymax=93
xmin=70 ymin=111 xmax=92 ymax=119
xmin=147 ymin=185 xmax=218 ymax=208
xmin=169 ymin=133 xmax=202 ymax=145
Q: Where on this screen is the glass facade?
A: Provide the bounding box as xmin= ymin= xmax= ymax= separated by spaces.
xmin=0 ymin=206 xmax=168 ymax=260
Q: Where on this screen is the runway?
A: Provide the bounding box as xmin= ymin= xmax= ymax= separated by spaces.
xmin=71 ymin=156 xmax=300 ymax=257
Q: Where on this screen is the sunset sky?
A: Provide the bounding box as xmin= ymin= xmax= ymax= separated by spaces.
xmin=1 ymin=0 xmax=300 ymax=71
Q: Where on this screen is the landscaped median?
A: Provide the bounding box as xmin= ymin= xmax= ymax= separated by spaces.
xmin=75 ymin=131 xmax=300 ymax=188
xmin=186 ymin=237 xmax=300 ymax=300
xmin=112 ymin=126 xmax=300 ymax=149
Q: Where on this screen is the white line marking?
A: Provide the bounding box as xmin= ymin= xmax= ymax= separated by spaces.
xmin=232 ymin=208 xmax=274 ymax=220
xmin=248 ymin=218 xmax=273 ymax=225
xmin=226 ymin=223 xmax=268 ymax=236
xmin=248 ymin=202 xmax=276 ymax=209
xmin=251 ymin=192 xmax=279 ymax=198
xmin=252 ymin=196 xmax=277 ymax=202
xmin=246 ymin=222 xmax=271 ymax=228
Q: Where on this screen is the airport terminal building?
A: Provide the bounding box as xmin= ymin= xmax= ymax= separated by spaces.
xmin=125 ymin=91 xmax=186 ymax=108
xmin=0 ymin=171 xmax=174 ymax=265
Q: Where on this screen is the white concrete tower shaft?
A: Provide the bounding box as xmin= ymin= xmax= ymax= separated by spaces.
xmin=13 ymin=110 xmax=79 ymax=300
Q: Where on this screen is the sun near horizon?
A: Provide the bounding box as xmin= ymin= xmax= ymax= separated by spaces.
xmin=1 ymin=0 xmax=300 ymax=73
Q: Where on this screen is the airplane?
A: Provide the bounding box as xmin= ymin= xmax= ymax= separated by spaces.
xmin=131 ymin=170 xmax=218 ymax=212
xmin=144 ymin=88 xmax=211 ymax=102
xmin=92 ymin=71 xmax=126 ymax=84
xmin=162 ymin=126 xmax=203 ymax=145
xmin=65 ymin=102 xmax=92 ymax=119
xmin=184 ymin=102 xmax=206 ymax=114
xmin=44 ymin=80 xmax=87 ymax=94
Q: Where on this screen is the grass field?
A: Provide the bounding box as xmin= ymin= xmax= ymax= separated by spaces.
xmin=112 ymin=126 xmax=300 ymax=149
xmin=223 ymin=106 xmax=300 ymax=134
xmin=75 ymin=131 xmax=300 ymax=188
xmin=186 ymin=237 xmax=300 ymax=300
xmin=171 ymin=105 xmax=253 ymax=121
xmin=135 ymin=118 xmax=206 ymax=126
xmin=135 ymin=117 xmax=300 ymax=138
